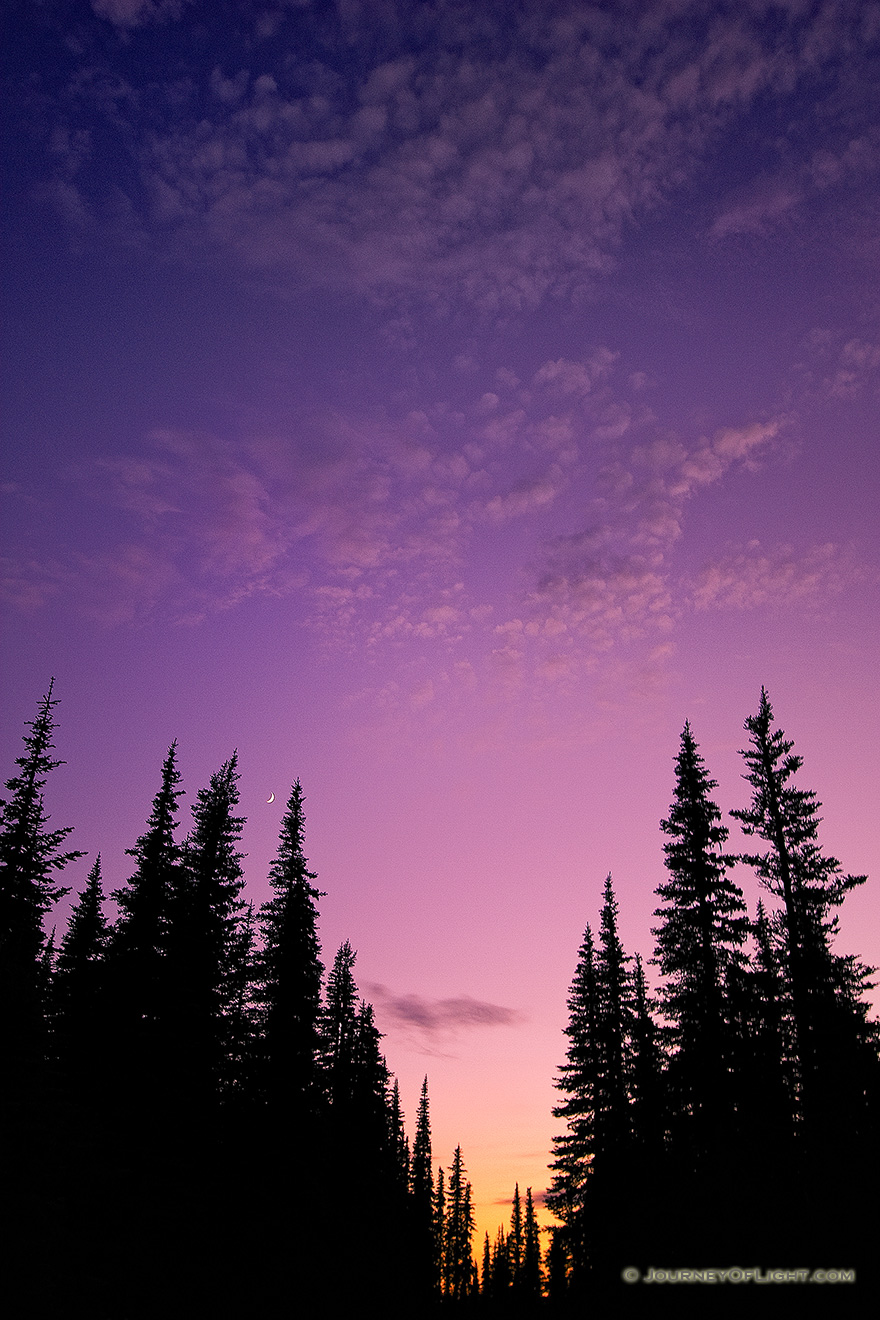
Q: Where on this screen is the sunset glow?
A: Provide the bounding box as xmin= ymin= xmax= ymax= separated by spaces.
xmin=3 ymin=0 xmax=879 ymax=1261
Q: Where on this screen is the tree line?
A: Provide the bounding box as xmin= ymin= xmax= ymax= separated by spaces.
xmin=0 ymin=682 xmax=476 ymax=1315
xmin=545 ymin=692 xmax=879 ymax=1310
xmin=2 ymin=683 xmax=878 ymax=1315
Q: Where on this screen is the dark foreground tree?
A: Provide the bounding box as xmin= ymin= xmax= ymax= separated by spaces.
xmin=256 ymin=781 xmax=324 ymax=1118
xmin=54 ymin=856 xmax=109 ymax=1071
xmin=0 ymin=681 xmax=82 ymax=1071
xmin=594 ymin=874 xmax=632 ymax=1170
xmin=651 ymin=722 xmax=747 ymax=1170
xmin=732 ymin=688 xmax=878 ymax=1144
xmin=109 ymin=743 xmax=183 ymax=1089
xmin=444 ymin=1145 xmax=476 ymax=1300
xmin=522 ymin=1187 xmax=543 ymax=1300
xmin=172 ymin=753 xmax=247 ymax=1103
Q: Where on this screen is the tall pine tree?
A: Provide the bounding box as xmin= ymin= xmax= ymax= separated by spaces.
xmin=0 ymin=682 xmax=82 ymax=1070
xmin=173 ymin=753 xmax=247 ymax=1103
xmin=256 ymin=781 xmax=324 ymax=1118
xmin=547 ymin=924 xmax=598 ymax=1231
xmin=444 ymin=1146 xmax=475 ymax=1301
xmin=732 ymin=689 xmax=877 ymax=1142
xmin=594 ymin=874 xmax=632 ymax=1171
xmin=55 ymin=856 xmax=109 ymax=1071
xmin=651 ymin=722 xmax=747 ymax=1170
xmin=110 ymin=742 xmax=183 ymax=1084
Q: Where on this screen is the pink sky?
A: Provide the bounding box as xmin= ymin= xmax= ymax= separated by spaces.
xmin=3 ymin=0 xmax=879 ymax=1249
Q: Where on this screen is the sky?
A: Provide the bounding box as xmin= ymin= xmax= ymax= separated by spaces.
xmin=3 ymin=0 xmax=879 ymax=1249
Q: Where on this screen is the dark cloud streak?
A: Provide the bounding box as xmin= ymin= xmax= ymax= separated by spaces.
xmin=366 ymin=983 xmax=525 ymax=1037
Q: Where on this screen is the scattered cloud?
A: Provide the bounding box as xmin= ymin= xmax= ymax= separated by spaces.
xmin=709 ymin=177 xmax=803 ymax=240
xmin=91 ymin=0 xmax=190 ymax=29
xmin=37 ymin=2 xmax=874 ymax=316
xmin=827 ymin=338 xmax=880 ymax=397
xmin=366 ymin=984 xmax=525 ymax=1043
xmin=690 ymin=540 xmax=865 ymax=612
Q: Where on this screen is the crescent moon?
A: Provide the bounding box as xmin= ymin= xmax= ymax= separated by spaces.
xmin=267 ymin=793 xmax=275 ymax=803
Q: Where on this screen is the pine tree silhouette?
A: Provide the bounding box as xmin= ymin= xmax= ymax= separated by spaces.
xmin=522 ymin=1187 xmax=543 ymax=1301
xmin=732 ymin=688 xmax=877 ymax=1143
xmin=172 ymin=753 xmax=247 ymax=1104
xmin=256 ymin=780 xmax=324 ymax=1119
xmin=445 ymin=1146 xmax=475 ymax=1300
xmin=0 ymin=681 xmax=83 ymax=1070
xmin=651 ymin=722 xmax=747 ymax=1171
xmin=109 ymin=742 xmax=183 ymax=1098
xmin=55 ymin=855 xmax=109 ymax=1078
xmin=547 ymin=923 xmax=598 ymax=1244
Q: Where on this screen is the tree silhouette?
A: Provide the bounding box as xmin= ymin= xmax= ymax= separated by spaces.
xmin=522 ymin=1187 xmax=543 ymax=1300
xmin=320 ymin=939 xmax=359 ymax=1115
xmin=509 ymin=1181 xmax=523 ymax=1288
xmin=388 ymin=1078 xmax=409 ymax=1190
xmin=547 ymin=924 xmax=598 ymax=1232
xmin=594 ymin=874 xmax=632 ymax=1170
xmin=55 ymin=856 xmax=109 ymax=1070
xmin=433 ymin=1164 xmax=446 ymax=1293
xmin=732 ymin=688 xmax=876 ymax=1142
xmin=0 ymin=680 xmax=82 ymax=1070
xmin=256 ymin=781 xmax=324 ymax=1118
xmin=173 ymin=753 xmax=247 ymax=1102
xmin=411 ymin=1075 xmax=435 ymax=1290
xmin=109 ymin=742 xmax=183 ymax=1092
xmin=651 ymin=722 xmax=747 ymax=1170
xmin=444 ymin=1146 xmax=475 ymax=1300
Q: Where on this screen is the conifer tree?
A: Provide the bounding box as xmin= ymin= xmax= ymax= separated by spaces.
xmin=0 ymin=681 xmax=82 ymax=1066
xmin=320 ymin=939 xmax=359 ymax=1112
xmin=651 ymin=722 xmax=747 ymax=1167
xmin=509 ymin=1182 xmax=523 ymax=1288
xmin=547 ymin=923 xmax=597 ymax=1215
xmin=256 ymin=781 xmax=324 ymax=1116
xmin=491 ymin=1226 xmax=511 ymax=1296
xmin=444 ymin=1147 xmax=475 ymax=1301
xmin=481 ymin=1232 xmax=492 ymax=1296
xmin=351 ymin=998 xmax=390 ymax=1154
xmin=432 ymin=1165 xmax=446 ymax=1293
xmin=55 ymin=856 xmax=108 ymax=1036
xmin=732 ymin=689 xmax=877 ymax=1139
xmin=522 ymin=1187 xmax=543 ymax=1300
xmin=113 ymin=743 xmax=182 ymax=965
xmin=388 ymin=1079 xmax=409 ymax=1189
xmin=100 ymin=742 xmax=187 ymax=1129
xmin=595 ymin=874 xmax=632 ymax=1167
xmin=412 ymin=1076 xmax=433 ymax=1210
xmin=411 ymin=1075 xmax=435 ymax=1290
xmin=173 ymin=753 xmax=247 ymax=1100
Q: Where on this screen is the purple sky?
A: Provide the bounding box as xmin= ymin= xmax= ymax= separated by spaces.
xmin=3 ymin=0 xmax=879 ymax=1243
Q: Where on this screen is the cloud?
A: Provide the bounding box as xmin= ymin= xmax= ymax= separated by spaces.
xmin=709 ymin=177 xmax=802 ymax=240
xmin=91 ymin=0 xmax=190 ymax=28
xmin=483 ymin=466 xmax=566 ymax=523
xmin=827 ymin=338 xmax=880 ymax=397
xmin=690 ymin=540 xmax=864 ymax=611
xmin=366 ymin=984 xmax=525 ymax=1040
xmin=39 ymin=2 xmax=873 ymax=316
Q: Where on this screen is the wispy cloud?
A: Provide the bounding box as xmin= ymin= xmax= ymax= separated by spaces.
xmin=366 ymin=983 xmax=525 ymax=1045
